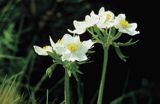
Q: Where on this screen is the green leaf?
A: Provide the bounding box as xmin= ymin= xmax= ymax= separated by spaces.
xmin=117 ymin=39 xmax=139 ymax=47
xmin=114 ymin=47 xmax=127 ymax=62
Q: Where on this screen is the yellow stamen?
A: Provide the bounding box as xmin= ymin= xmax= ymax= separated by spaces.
xmin=120 ymin=19 xmax=129 ymax=28
xmin=67 ymin=43 xmax=78 ymax=52
xmin=104 ymin=13 xmax=112 ymax=23
xmin=106 ymin=14 xmax=111 ymax=21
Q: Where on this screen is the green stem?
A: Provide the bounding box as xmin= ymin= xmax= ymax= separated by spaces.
xmin=65 ymin=69 xmax=70 ymax=104
xmin=77 ymin=78 xmax=83 ymax=104
xmin=97 ymin=46 xmax=109 ymax=104
xmin=46 ymin=89 xmax=48 ymax=104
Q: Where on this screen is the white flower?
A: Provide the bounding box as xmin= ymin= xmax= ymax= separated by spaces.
xmin=114 ymin=14 xmax=140 ymax=36
xmin=54 ymin=34 xmax=94 ymax=62
xmin=68 ymin=11 xmax=99 ymax=35
xmin=33 ymin=45 xmax=52 ymax=56
xmin=85 ymin=11 xmax=99 ymax=27
xmin=67 ymin=20 xmax=87 ymax=35
xmin=97 ymin=7 xmax=115 ymax=28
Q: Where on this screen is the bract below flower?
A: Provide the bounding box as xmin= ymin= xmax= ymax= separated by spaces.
xmin=114 ymin=14 xmax=140 ymax=36
xmin=54 ymin=34 xmax=94 ymax=62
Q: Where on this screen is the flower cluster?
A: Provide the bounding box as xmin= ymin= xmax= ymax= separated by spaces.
xmin=33 ymin=34 xmax=94 ymax=62
xmin=68 ymin=7 xmax=140 ymax=36
xmin=33 ymin=7 xmax=140 ymax=104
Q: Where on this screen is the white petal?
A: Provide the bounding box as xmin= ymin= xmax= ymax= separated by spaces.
xmin=83 ymin=39 xmax=94 ymax=49
xmin=90 ymin=11 xmax=96 ymax=17
xmin=74 ymin=20 xmax=86 ymax=29
xmin=128 ymin=23 xmax=138 ymax=30
xmin=69 ymin=29 xmax=86 ymax=35
xmin=67 ymin=29 xmax=75 ymax=34
xmin=116 ymin=14 xmax=126 ymax=20
xmin=49 ymin=36 xmax=55 ymax=48
xmin=33 ymin=45 xmax=48 ymax=56
xmin=54 ymin=43 xmax=68 ymax=55
xmin=68 ymin=21 xmax=87 ymax=34
xmin=119 ymin=28 xmax=140 ymax=36
xmin=81 ymin=39 xmax=94 ymax=53
xmin=85 ymin=12 xmax=99 ymax=27
xmin=128 ymin=30 xmax=140 ymax=36
xmin=98 ymin=7 xmax=105 ymax=16
xmin=85 ymin=15 xmax=91 ymax=22
xmin=61 ymin=53 xmax=77 ymax=62
xmin=74 ymin=52 xmax=87 ymax=61
xmin=61 ymin=34 xmax=74 ymax=46
xmin=73 ymin=35 xmax=81 ymax=44
xmin=61 ymin=53 xmax=70 ymax=61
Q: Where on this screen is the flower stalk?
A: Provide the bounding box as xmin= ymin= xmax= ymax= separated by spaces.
xmin=65 ymin=69 xmax=70 ymax=104
xmin=97 ymin=46 xmax=109 ymax=104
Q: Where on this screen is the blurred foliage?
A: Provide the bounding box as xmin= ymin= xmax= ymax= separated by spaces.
xmin=0 ymin=75 xmax=24 ymax=104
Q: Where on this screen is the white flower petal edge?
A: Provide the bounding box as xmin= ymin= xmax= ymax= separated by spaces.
xmin=85 ymin=11 xmax=99 ymax=27
xmin=114 ymin=14 xmax=140 ymax=36
xmin=33 ymin=45 xmax=52 ymax=56
xmin=98 ymin=7 xmax=105 ymax=16
xmin=81 ymin=39 xmax=95 ymax=53
xmin=67 ymin=20 xmax=87 ymax=34
xmin=49 ymin=36 xmax=55 ymax=48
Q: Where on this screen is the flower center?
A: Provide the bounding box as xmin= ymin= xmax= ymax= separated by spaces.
xmin=106 ymin=14 xmax=111 ymax=21
xmin=67 ymin=43 xmax=78 ymax=52
xmin=104 ymin=13 xmax=112 ymax=24
xmin=120 ymin=19 xmax=129 ymax=28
